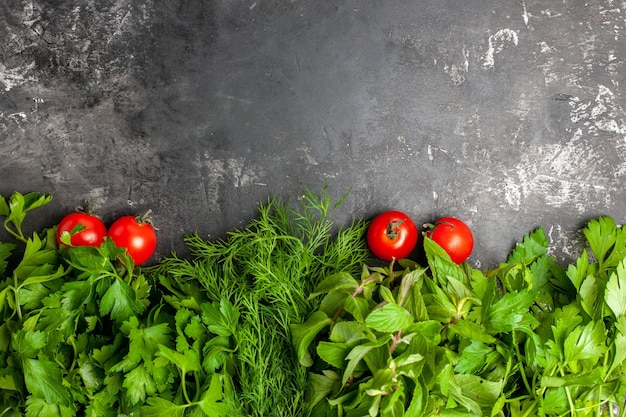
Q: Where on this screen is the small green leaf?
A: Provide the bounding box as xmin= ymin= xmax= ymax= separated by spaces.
xmin=1 ymin=192 xmax=52 ymax=244
xmin=608 ymin=327 xmax=626 ymax=376
xmin=141 ymin=397 xmax=186 ymax=417
xmin=563 ymin=320 xmax=606 ymax=367
xmin=157 ymin=344 xmax=201 ymax=374
xmin=579 ymin=273 xmax=599 ymax=318
xmin=422 ymin=282 xmax=457 ymax=322
xmin=584 ymin=216 xmax=619 ymax=270
xmin=123 ymin=364 xmax=157 ymax=405
xmin=310 ymin=272 xmax=359 ymax=298
xmin=507 ymin=228 xmax=549 ymax=263
xmin=0 ymin=242 xmax=16 ymax=276
xmin=455 ymin=340 xmax=493 ymax=374
xmin=378 ymin=285 xmax=395 ymax=304
xmin=405 ymin=378 xmax=427 ymax=416
xmin=484 ymin=289 xmax=537 ymax=333
xmin=343 ymin=295 xmax=369 ymax=323
xmin=343 ymin=337 xmax=389 ymax=386
xmin=0 ymin=373 xmax=18 ymax=390
xmin=448 ymin=319 xmax=497 ymax=344
xmin=330 ymin=320 xmax=365 ymax=343
xmin=100 ymin=278 xmax=144 ymax=322
xmin=566 ymin=250 xmax=589 ymax=291
xmin=290 ymin=311 xmax=332 ymax=366
xmin=12 ymin=330 xmax=47 ymax=358
xmin=307 ymin=371 xmax=341 ymax=408
xmin=365 ymin=303 xmax=414 ymax=333
xmin=22 ymin=358 xmax=71 ymax=406
xmin=198 ymin=374 xmax=231 ymax=417
xmin=540 ymin=369 xmax=604 ymax=387
xmin=455 ymin=374 xmax=502 ymax=408
xmin=317 ymin=340 xmax=356 ymax=369
xmin=25 ymin=396 xmax=74 ymax=417
xmin=605 ymin=260 xmax=626 ymax=318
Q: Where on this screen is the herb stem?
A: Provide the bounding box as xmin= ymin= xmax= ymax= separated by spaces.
xmin=389 ymin=330 xmax=402 ymax=356
xmin=11 ymin=285 xmax=22 ymax=321
xmin=181 ymin=370 xmax=192 ymax=404
xmin=559 ymin=368 xmax=577 ymax=416
xmin=513 ymin=332 xmax=533 ymax=395
xmin=4 ymin=222 xmax=26 ymax=243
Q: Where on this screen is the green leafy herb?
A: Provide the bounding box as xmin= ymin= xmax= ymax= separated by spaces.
xmin=147 ymin=185 xmax=370 ymax=417
xmin=4 ymin=189 xmax=626 ymax=417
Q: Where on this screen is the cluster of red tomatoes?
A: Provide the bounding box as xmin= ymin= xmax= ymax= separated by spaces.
xmin=366 ymin=211 xmax=474 ymax=264
xmin=56 ymin=210 xmax=157 ymax=265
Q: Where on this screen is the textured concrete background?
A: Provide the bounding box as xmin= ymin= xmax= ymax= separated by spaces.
xmin=1 ymin=0 xmax=625 ymax=267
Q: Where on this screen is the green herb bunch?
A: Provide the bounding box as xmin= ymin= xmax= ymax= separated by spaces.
xmin=0 ymin=192 xmax=155 ymax=416
xmin=0 ymin=188 xmax=370 ymax=417
xmin=293 ymin=216 xmax=626 ymax=417
xmin=147 ymin=186 xmax=371 ymax=417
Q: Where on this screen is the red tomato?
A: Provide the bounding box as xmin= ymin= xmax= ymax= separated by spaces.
xmin=367 ymin=211 xmax=418 ymax=261
xmin=426 ymin=217 xmax=474 ymax=264
xmin=108 ymin=214 xmax=157 ymax=265
xmin=57 ymin=212 xmax=107 ymax=247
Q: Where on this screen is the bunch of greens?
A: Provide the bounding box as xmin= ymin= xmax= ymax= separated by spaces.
xmin=0 ymin=192 xmax=154 ymax=416
xmin=293 ymin=217 xmax=626 ymax=417
xmin=148 ymin=186 xmax=370 ymax=417
xmin=0 ymin=187 xmax=369 ymax=417
xmin=4 ymin=187 xmax=626 ymax=417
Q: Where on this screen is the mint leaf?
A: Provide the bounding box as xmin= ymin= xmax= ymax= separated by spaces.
xmin=309 ymin=272 xmax=359 ymax=298
xmin=307 ymin=371 xmax=340 ymax=408
xmin=291 ymin=311 xmax=332 ymax=366
xmin=329 ymin=320 xmax=366 ymax=343
xmin=365 ymin=303 xmax=414 ymax=333
xmin=343 ymin=295 xmax=369 ymax=323
xmin=343 ymin=337 xmax=389 ymax=386
xmin=317 ymin=340 xmax=357 ymax=369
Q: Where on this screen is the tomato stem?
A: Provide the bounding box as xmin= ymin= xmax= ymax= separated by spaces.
xmin=386 ymin=218 xmax=406 ymax=240
xmin=136 ymin=209 xmax=158 ymax=230
xmin=75 ymin=199 xmax=99 ymax=216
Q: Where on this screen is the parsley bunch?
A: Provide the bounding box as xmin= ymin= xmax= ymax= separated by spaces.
xmin=0 ymin=192 xmax=153 ymax=416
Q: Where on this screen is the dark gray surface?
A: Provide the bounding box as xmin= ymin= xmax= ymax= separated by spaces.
xmin=1 ymin=1 xmax=625 ymax=267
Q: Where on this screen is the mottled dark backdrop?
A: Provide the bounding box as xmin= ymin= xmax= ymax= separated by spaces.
xmin=1 ymin=0 xmax=625 ymax=267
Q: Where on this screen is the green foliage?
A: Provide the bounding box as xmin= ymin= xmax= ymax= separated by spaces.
xmin=145 ymin=185 xmax=371 ymax=417
xmin=4 ymin=188 xmax=626 ymax=417
xmin=293 ymin=216 xmax=626 ymax=416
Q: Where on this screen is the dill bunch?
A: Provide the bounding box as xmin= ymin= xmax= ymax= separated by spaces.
xmin=149 ymin=186 xmax=370 ymax=417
